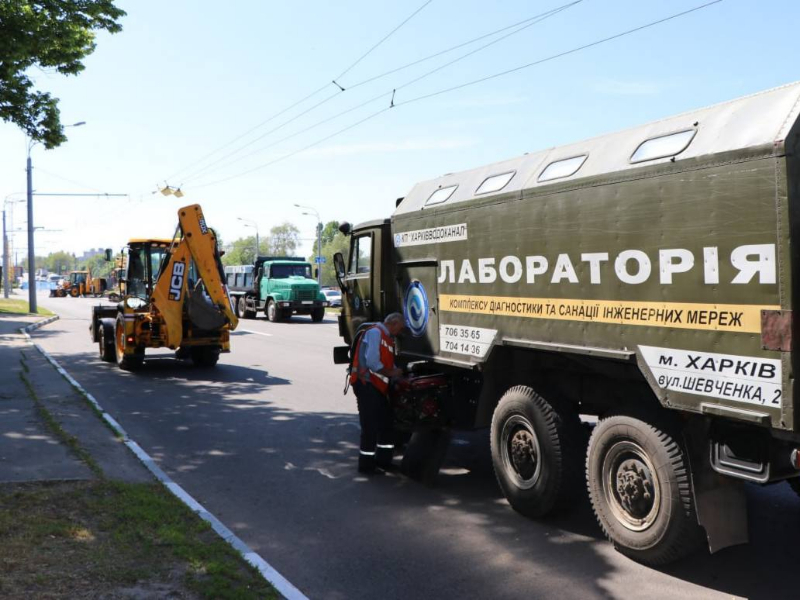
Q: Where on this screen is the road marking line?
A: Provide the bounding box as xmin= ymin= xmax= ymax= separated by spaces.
xmin=234 ymin=328 xmax=273 ymax=337
xmin=20 ymin=318 xmax=308 ymax=600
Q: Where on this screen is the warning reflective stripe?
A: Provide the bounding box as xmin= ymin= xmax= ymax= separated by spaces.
xmin=376 ymin=444 xmax=394 ymax=449
xmin=359 ymin=450 xmax=376 ymax=456
xmin=370 ymin=370 xmax=389 ymax=384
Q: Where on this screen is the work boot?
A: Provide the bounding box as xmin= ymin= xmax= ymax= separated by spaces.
xmin=358 ymin=453 xmax=376 ymax=474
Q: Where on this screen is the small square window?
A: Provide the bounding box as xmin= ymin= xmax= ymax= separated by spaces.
xmin=538 ymin=155 xmax=588 ymax=182
xmin=630 ymin=129 xmax=696 ymax=163
xmin=476 ymin=171 xmax=515 ymax=195
xmin=425 ymin=185 xmax=458 ymax=206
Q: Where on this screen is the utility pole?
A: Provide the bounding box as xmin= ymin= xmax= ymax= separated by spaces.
xmin=2 ymin=209 xmax=8 ymax=298
xmin=26 ymin=149 xmax=36 ymax=312
xmin=294 ymin=203 xmax=322 ymax=285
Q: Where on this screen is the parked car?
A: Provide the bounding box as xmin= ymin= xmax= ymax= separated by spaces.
xmin=321 ymin=288 xmax=342 ymax=307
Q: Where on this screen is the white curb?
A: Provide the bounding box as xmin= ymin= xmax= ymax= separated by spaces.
xmin=20 ymin=316 xmax=308 ymax=600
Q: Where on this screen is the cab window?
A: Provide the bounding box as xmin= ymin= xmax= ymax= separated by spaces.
xmin=348 ymin=235 xmax=371 ymax=275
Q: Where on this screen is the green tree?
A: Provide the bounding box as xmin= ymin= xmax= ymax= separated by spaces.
xmin=266 ymin=222 xmax=300 ymax=256
xmin=81 ymin=252 xmax=113 ymax=278
xmin=308 ymin=227 xmax=349 ymax=287
xmin=44 ymin=250 xmax=76 ymax=275
xmin=0 ymin=1 xmax=125 ymax=148
xmin=221 ymin=235 xmax=267 ymax=266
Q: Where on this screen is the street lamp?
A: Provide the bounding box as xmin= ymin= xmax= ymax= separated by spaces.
xmin=237 ymin=217 xmax=260 ymax=259
xmin=26 ymin=120 xmax=85 ymax=312
xmin=294 ymin=203 xmax=322 ymax=285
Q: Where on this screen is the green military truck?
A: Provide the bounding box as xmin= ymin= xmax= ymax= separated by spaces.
xmin=225 ymin=256 xmax=328 ymax=322
xmin=332 ymin=82 xmax=800 ymax=565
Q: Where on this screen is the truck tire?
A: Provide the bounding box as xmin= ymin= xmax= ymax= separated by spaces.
xmin=98 ymin=318 xmax=116 ymax=362
xmin=311 ymin=307 xmax=325 ymax=322
xmin=239 ymin=296 xmax=256 ymax=319
xmin=69 ymin=287 xmax=80 ymax=298
xmin=114 ymin=316 xmax=143 ymax=371
xmin=56 ymin=288 xmax=66 ymax=297
xmin=788 ymin=477 xmax=800 ymax=499
xmin=191 ymin=346 xmax=220 ymax=368
xmin=490 ymin=385 xmax=583 ymax=518
xmin=586 ymin=414 xmax=703 ymax=566
xmin=266 ymin=299 xmax=281 ymax=322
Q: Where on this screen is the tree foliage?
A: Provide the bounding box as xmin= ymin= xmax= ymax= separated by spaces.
xmin=0 ymin=1 xmax=125 ymax=148
xmin=221 ymin=235 xmax=263 ymax=267
xmin=267 ymin=222 xmax=300 ymax=257
xmin=308 ymin=221 xmax=349 ymax=287
xmin=43 ymin=250 xmax=76 ymax=274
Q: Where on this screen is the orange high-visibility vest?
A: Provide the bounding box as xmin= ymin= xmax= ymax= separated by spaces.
xmin=350 ymin=325 xmax=395 ymax=395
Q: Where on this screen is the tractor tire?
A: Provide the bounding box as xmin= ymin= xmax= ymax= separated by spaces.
xmin=108 ymin=293 xmax=120 ymax=303
xmin=98 ymin=318 xmax=116 ymax=362
xmin=311 ymin=307 xmax=325 ymax=323
xmin=490 ymin=385 xmax=584 ymax=518
xmin=69 ymin=287 xmax=80 ymax=298
xmin=191 ymin=346 xmax=220 ymax=368
xmin=788 ymin=477 xmax=800 ymax=499
xmin=266 ymin=300 xmax=281 ymax=323
xmin=56 ymin=288 xmax=66 ymax=298
xmin=114 ymin=315 xmax=143 ymax=371
xmin=239 ymin=296 xmax=256 ymax=319
xmin=586 ymin=413 xmax=704 ymax=566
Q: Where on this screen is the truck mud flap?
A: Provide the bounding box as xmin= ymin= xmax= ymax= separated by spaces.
xmin=684 ymin=419 xmax=748 ymax=553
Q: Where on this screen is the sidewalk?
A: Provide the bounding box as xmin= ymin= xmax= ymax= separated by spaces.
xmin=0 ymin=313 xmax=151 ymax=484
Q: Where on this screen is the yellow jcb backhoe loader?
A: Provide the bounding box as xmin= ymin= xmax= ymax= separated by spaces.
xmin=89 ymin=204 xmax=238 ymax=370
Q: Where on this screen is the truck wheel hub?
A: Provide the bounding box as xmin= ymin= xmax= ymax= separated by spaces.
xmin=603 ymin=440 xmax=661 ymax=531
xmin=510 ymin=429 xmax=537 ymax=480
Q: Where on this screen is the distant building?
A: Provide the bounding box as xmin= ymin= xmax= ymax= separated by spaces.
xmin=80 ymin=248 xmax=105 ymax=261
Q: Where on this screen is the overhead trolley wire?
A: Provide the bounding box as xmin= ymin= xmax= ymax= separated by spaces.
xmin=165 ymin=0 xmax=434 ymax=184
xmin=334 ymin=0 xmax=434 ymax=82
xmin=396 ymin=0 xmax=724 ymax=108
xmin=184 ymin=1 xmax=580 ymax=185
xmin=190 ymin=0 xmax=723 ymax=191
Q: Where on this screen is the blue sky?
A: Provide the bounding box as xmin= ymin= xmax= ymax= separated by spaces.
xmin=1 ymin=0 xmax=798 ymax=259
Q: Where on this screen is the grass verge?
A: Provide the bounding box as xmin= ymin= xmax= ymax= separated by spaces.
xmin=0 ymin=298 xmax=54 ymax=316
xmin=0 ymin=480 xmax=278 ymax=599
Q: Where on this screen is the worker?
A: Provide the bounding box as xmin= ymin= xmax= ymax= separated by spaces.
xmin=350 ymin=312 xmax=406 ymax=473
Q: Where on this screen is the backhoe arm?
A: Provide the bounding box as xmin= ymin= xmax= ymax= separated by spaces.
xmin=151 ymin=204 xmax=238 ymax=349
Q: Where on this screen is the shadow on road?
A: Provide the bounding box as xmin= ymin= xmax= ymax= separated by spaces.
xmin=33 ymin=330 xmax=800 ymax=600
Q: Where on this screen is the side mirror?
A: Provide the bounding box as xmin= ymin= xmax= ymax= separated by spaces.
xmin=333 ymin=252 xmax=347 ymax=293
xmin=104 ymin=248 xmax=113 ymax=261
xmin=314 ymin=268 xmax=319 ymax=279
xmin=338 ymin=222 xmax=352 ymax=236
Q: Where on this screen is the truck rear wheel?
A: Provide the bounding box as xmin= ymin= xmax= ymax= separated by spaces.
xmin=191 ymin=346 xmax=220 ymax=368
xmin=490 ymin=385 xmax=583 ymax=518
xmin=239 ymin=296 xmax=256 ymax=319
xmin=311 ymin=307 xmax=325 ymax=322
xmin=114 ymin=316 xmax=143 ymax=371
xmin=586 ymin=414 xmax=703 ymax=565
xmin=98 ymin=318 xmax=116 ymax=362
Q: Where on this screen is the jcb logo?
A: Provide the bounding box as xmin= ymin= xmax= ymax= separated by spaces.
xmin=169 ymin=262 xmax=185 ymax=301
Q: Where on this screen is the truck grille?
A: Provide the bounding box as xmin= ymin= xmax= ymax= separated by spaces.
xmin=296 ymin=289 xmax=316 ymax=301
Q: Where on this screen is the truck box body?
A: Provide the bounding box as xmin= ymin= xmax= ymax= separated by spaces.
xmin=336 ymin=82 xmax=800 ymax=562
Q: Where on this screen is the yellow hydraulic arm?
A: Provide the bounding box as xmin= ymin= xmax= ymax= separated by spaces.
xmin=151 ymin=204 xmax=238 ymax=348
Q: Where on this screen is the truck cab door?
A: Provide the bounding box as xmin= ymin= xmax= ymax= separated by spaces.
xmin=345 ymin=232 xmax=376 ymax=330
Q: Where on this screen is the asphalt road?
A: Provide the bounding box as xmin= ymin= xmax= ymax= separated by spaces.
xmin=32 ymin=292 xmax=800 ymax=600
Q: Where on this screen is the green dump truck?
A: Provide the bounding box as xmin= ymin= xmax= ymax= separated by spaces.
xmin=332 ymin=82 xmax=800 ymax=565
xmin=225 ymin=256 xmax=327 ymax=322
